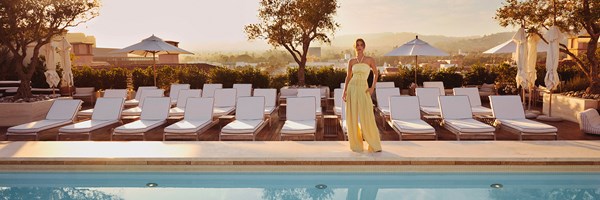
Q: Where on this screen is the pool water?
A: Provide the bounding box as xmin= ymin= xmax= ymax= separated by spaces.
xmin=0 ymin=172 xmax=599 ymax=200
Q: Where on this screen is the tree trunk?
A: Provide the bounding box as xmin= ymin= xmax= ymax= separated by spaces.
xmin=298 ymin=57 xmax=307 ymax=87
xmin=586 ymin=36 xmax=599 ymax=94
xmin=590 ymin=75 xmax=600 ymax=94
xmin=15 ymin=79 xmax=32 ymax=99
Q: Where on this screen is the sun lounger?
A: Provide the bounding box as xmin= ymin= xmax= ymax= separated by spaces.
xmin=202 ymin=83 xmax=222 ymax=97
xmin=233 ymin=83 xmax=252 ymax=98
xmin=112 ymin=97 xmax=171 ymax=141
xmin=375 ymin=87 xmax=400 ymax=130
xmin=168 ymin=89 xmax=202 ymax=116
xmin=333 ymin=88 xmax=343 ymax=116
xmin=297 ymin=88 xmax=322 ymax=115
xmin=376 ymin=82 xmax=395 ymax=88
xmin=213 ymin=88 xmax=237 ymax=117
xmin=220 ymin=96 xmax=266 ymax=141
xmin=439 ymin=95 xmax=496 ymax=140
xmin=125 ymin=86 xmax=157 ymax=106
xmin=453 ymin=87 xmax=493 ymax=116
xmin=168 ymin=84 xmax=191 ymax=106
xmin=253 ymin=88 xmax=278 ymax=127
xmin=280 ymin=96 xmax=317 ymax=141
xmin=579 ymin=108 xmax=600 ymax=135
xmin=339 ymin=100 xmax=348 ymax=140
xmin=78 ymin=89 xmax=128 ymax=117
xmin=489 ymin=95 xmax=558 ymax=140
xmin=58 ymin=98 xmax=124 ymax=140
xmin=72 ymin=87 xmax=95 ymax=104
xmin=164 ymin=97 xmax=217 ymax=140
xmin=7 ymin=99 xmax=82 ymax=141
xmin=423 ymin=81 xmax=446 ymax=96
xmin=121 ymin=89 xmax=164 ymax=116
xmin=389 ymin=96 xmax=436 ymax=140
xmin=416 ymin=87 xmax=442 ymax=115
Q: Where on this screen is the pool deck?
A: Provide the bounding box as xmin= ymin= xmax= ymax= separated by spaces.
xmin=1 ymin=141 xmax=599 ymax=172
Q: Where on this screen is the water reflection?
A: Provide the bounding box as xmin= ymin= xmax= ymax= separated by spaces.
xmin=0 ymin=187 xmax=122 ymax=200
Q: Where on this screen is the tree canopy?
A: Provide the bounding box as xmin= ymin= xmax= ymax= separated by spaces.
xmin=495 ymin=0 xmax=600 ymax=94
xmin=245 ymin=0 xmax=339 ymax=86
xmin=0 ymin=0 xmax=100 ymax=98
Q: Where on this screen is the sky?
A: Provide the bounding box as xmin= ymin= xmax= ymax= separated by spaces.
xmin=68 ymin=0 xmax=514 ymax=52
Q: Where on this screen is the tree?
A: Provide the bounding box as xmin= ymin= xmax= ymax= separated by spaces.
xmin=495 ymin=0 xmax=600 ymax=94
xmin=0 ymin=0 xmax=99 ymax=99
xmin=245 ymin=0 xmax=339 ymax=86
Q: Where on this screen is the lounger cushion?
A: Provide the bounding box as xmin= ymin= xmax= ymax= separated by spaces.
xmin=8 ymin=120 xmax=71 ymax=133
xmin=392 ymin=119 xmax=435 ymax=134
xmin=334 ymin=106 xmax=342 ymax=116
xmin=164 ymin=120 xmax=211 ymax=133
xmin=114 ymin=120 xmax=165 ymax=133
xmin=497 ymin=119 xmax=557 ymax=133
xmin=340 ymin=119 xmax=347 ymax=133
xmin=78 ymin=108 xmax=94 ymax=116
xmin=420 ymin=106 xmax=441 ymax=115
xmin=445 ymin=119 xmax=495 ymax=133
xmin=221 ymin=119 xmax=264 ymax=134
xmin=214 ymin=106 xmax=235 ymax=116
xmin=124 ymin=99 xmax=140 ymax=107
xmin=281 ymin=120 xmax=316 ymax=134
xmin=264 ymin=106 xmax=275 ymax=115
xmin=378 ymin=106 xmax=391 ymax=115
xmin=169 ymin=107 xmax=185 ymax=116
xmin=122 ymin=107 xmax=142 ymax=116
xmin=59 ymin=120 xmax=119 ymax=133
xmin=471 ymin=106 xmax=493 ymax=116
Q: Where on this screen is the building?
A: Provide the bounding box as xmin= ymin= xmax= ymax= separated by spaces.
xmin=567 ymin=33 xmax=591 ymax=60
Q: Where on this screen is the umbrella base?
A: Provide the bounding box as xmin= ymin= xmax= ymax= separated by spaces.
xmin=536 ymin=115 xmax=563 ymax=122
xmin=525 ymin=110 xmax=540 ymax=119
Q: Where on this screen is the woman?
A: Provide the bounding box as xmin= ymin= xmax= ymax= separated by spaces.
xmin=342 ymin=38 xmax=382 ymax=153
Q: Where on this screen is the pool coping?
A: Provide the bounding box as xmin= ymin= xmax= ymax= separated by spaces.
xmin=1 ymin=141 xmax=599 ymax=172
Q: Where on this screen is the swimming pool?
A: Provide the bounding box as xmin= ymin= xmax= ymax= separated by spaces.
xmin=0 ymin=172 xmax=599 ymax=199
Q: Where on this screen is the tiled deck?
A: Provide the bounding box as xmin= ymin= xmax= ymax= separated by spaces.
xmin=1 ymin=102 xmax=599 ymax=172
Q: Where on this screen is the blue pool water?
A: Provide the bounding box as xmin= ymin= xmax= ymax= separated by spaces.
xmin=0 ymin=172 xmax=599 ymax=200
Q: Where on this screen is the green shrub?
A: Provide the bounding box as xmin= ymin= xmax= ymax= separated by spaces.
xmin=400 ymin=66 xmax=432 ymax=87
xmin=178 ymin=66 xmax=208 ymax=89
xmin=464 ymin=65 xmax=496 ymax=85
xmin=156 ymin=66 xmax=178 ymax=90
xmin=269 ymin=74 xmax=288 ymax=91
xmin=490 ymin=63 xmax=517 ymax=86
xmin=561 ymin=76 xmax=589 ymax=92
xmin=430 ymin=68 xmax=464 ymax=88
xmin=97 ymin=69 xmax=110 ymax=90
xmin=131 ymin=67 xmax=153 ymax=90
xmin=72 ymin=66 xmax=99 ymax=89
xmin=238 ymin=67 xmax=270 ymax=88
xmin=107 ymin=67 xmax=128 ymax=89
xmin=210 ymin=67 xmax=239 ymax=88
xmin=380 ymin=73 xmax=405 ymax=89
xmin=313 ymin=67 xmax=346 ymax=91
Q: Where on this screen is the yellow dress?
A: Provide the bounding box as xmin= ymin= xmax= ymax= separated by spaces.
xmin=345 ymin=63 xmax=382 ymax=152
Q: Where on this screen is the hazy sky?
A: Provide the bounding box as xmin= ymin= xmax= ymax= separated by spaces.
xmin=68 ymin=0 xmax=514 ymax=51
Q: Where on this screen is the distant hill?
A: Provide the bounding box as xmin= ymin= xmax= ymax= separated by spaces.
xmin=325 ymin=32 xmax=515 ymax=55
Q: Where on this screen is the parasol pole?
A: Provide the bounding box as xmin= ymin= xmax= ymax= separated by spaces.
xmin=152 ymin=51 xmax=157 ymax=87
xmin=414 ymin=55 xmax=418 ymax=85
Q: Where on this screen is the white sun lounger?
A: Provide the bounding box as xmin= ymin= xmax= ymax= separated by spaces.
xmin=439 ymin=95 xmax=496 ymax=140
xmin=375 ymin=87 xmax=400 ymax=130
xmin=453 ymin=87 xmax=493 ymax=116
xmin=121 ymin=89 xmax=164 ymax=116
xmin=169 ymin=84 xmax=191 ymax=106
xmin=376 ymin=82 xmax=395 ymax=88
xmin=416 ymin=87 xmax=442 ymax=115
xmin=333 ymin=88 xmax=343 ymax=116
xmin=423 ymin=81 xmax=446 ymax=96
xmin=253 ymin=88 xmax=278 ymax=127
xmin=280 ymin=96 xmax=317 ymax=141
xmin=7 ymin=99 xmax=82 ymax=141
xmin=58 ymin=98 xmax=124 ymax=140
xmin=164 ymin=97 xmax=217 ymax=141
xmin=78 ymin=89 xmax=128 ymax=117
xmin=125 ymin=86 xmax=157 ymax=106
xmin=233 ymin=83 xmax=252 ymax=98
xmin=220 ymin=96 xmax=266 ymax=141
xmin=489 ymin=95 xmax=558 ymax=140
xmin=202 ymin=83 xmax=222 ymax=98
xmin=112 ymin=97 xmax=171 ymax=141
xmin=297 ymin=88 xmax=322 ymax=116
xmin=579 ymin=108 xmax=600 ymax=135
xmin=213 ymin=88 xmax=237 ymax=117
xmin=389 ymin=96 xmax=436 ymax=140
xmin=168 ymin=89 xmax=202 ymax=117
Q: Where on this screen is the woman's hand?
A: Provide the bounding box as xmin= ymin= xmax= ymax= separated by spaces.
xmin=342 ymin=91 xmax=347 ymax=102
xmin=366 ymin=87 xmax=374 ymax=95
